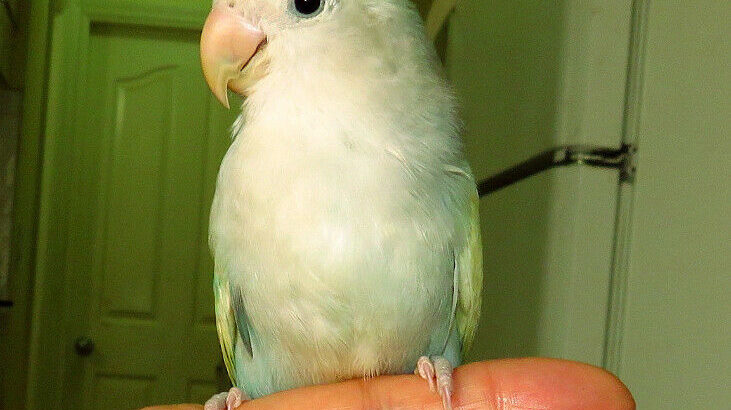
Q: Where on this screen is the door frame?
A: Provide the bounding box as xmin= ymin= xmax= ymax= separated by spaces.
xmin=5 ymin=1 xmax=51 ymax=408
xmin=25 ymin=1 xmax=209 ymax=408
xmin=601 ymin=0 xmax=649 ymax=373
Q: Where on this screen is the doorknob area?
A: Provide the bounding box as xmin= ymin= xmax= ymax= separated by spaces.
xmin=74 ymin=337 xmax=95 ymax=356
xmin=477 ymin=144 xmax=637 ymax=197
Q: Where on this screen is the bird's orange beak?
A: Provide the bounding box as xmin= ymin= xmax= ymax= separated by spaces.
xmin=201 ymin=4 xmax=266 ymax=108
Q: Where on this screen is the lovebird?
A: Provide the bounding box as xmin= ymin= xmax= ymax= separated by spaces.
xmin=199 ymin=0 xmax=482 ymax=409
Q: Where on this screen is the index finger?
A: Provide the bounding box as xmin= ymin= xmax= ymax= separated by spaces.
xmin=240 ymin=358 xmax=634 ymax=409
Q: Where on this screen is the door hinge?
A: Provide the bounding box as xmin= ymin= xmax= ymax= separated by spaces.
xmin=478 ymin=144 xmax=636 ymax=197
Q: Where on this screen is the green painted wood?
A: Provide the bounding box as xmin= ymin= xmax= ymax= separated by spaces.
xmin=25 ymin=5 xmax=85 ymax=409
xmin=0 ymin=89 xmax=23 ymax=410
xmin=26 ymin=1 xmax=239 ymax=409
xmin=6 ymin=0 xmax=22 ymax=22
xmin=616 ymin=1 xmax=731 ymax=408
xmin=411 ymin=0 xmax=432 ymax=17
xmin=64 ymin=26 xmax=228 ymax=408
xmin=447 ymin=0 xmax=633 ymax=366
xmin=0 ymin=2 xmax=13 ymax=86
xmin=3 ymin=0 xmax=52 ymax=407
xmin=0 ymin=0 xmax=27 ymax=88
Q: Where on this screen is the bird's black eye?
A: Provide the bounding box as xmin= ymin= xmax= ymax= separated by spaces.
xmin=292 ymin=0 xmax=323 ymax=17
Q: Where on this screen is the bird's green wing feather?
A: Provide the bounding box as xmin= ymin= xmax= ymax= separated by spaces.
xmin=213 ymin=275 xmax=238 ymax=386
xmin=213 ymin=274 xmax=252 ymax=386
xmin=455 ymin=189 xmax=483 ymax=355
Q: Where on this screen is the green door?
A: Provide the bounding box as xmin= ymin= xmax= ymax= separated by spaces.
xmin=26 ymin=3 xmax=238 ymax=409
xmin=65 ymin=25 xmax=235 ymax=409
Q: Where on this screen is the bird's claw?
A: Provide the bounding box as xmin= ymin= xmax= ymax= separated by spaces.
xmin=204 ymin=387 xmax=247 ymax=410
xmin=416 ymin=356 xmax=437 ymax=392
xmin=415 ymin=355 xmax=454 ymax=410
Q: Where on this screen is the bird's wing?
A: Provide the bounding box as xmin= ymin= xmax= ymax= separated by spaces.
xmin=455 ymin=188 xmax=483 ymax=355
xmin=214 ymin=273 xmax=253 ymax=386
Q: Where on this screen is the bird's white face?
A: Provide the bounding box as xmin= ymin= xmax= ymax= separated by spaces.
xmin=201 ymin=0 xmax=342 ymax=107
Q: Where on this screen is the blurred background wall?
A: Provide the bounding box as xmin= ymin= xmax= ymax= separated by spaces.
xmin=1 ymin=0 xmax=729 ymax=409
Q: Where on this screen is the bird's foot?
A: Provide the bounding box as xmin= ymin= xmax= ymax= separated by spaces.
xmin=204 ymin=387 xmax=248 ymax=410
xmin=415 ymin=356 xmax=454 ymax=410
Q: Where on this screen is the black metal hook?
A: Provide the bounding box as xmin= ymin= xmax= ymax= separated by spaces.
xmin=477 ymin=144 xmax=636 ymax=197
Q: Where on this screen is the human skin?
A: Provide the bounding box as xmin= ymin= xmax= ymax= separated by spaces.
xmin=142 ymin=358 xmax=635 ymax=409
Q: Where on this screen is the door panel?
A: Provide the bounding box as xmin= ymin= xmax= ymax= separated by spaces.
xmin=55 ymin=23 xmax=237 ymax=409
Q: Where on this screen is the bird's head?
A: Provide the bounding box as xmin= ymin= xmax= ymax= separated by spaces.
xmin=201 ymin=0 xmax=433 ymax=108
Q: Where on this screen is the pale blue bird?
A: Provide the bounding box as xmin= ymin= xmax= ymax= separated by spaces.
xmin=199 ymin=0 xmax=482 ymax=408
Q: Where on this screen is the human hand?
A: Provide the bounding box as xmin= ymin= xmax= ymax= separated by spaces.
xmin=142 ymin=358 xmax=634 ymax=409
